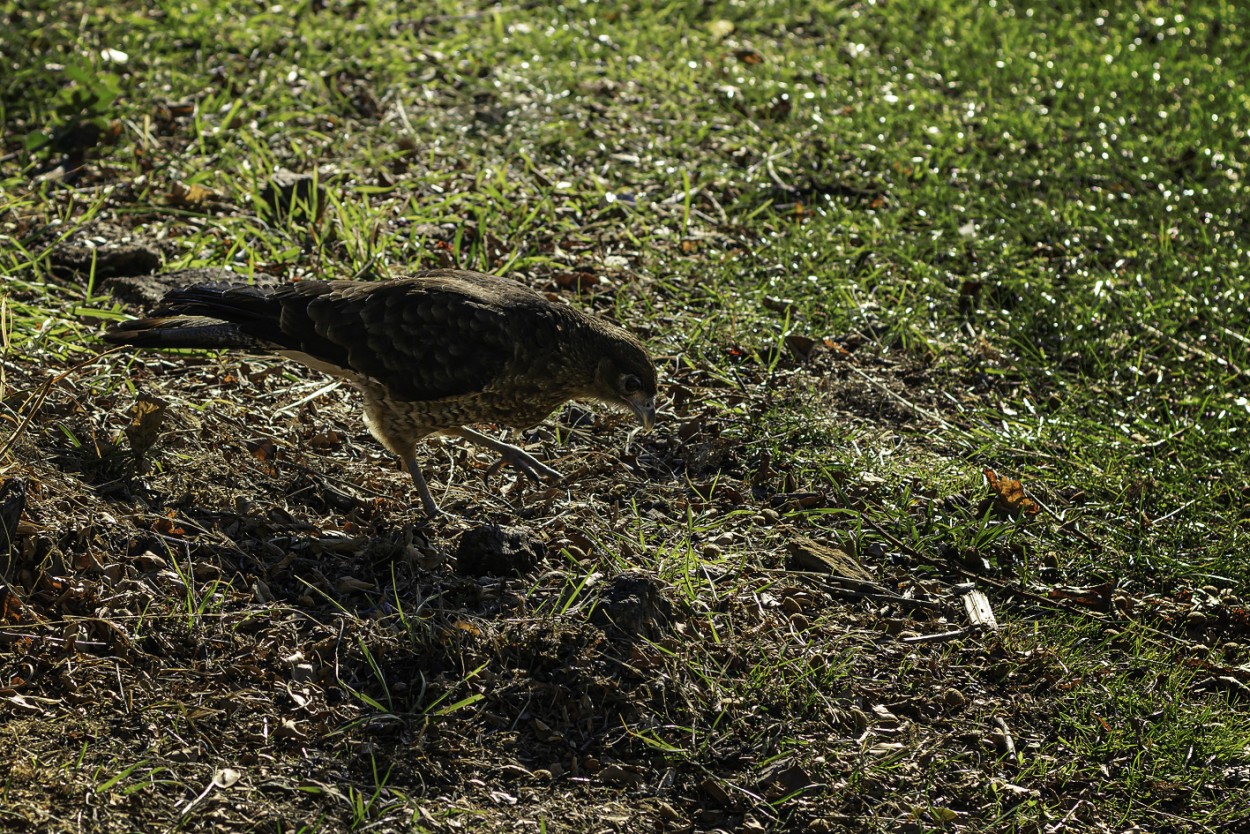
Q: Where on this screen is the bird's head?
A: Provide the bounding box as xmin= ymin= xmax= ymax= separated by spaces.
xmin=593 ymin=336 xmax=658 ymax=431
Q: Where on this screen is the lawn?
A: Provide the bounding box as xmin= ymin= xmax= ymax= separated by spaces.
xmin=2 ymin=0 xmax=1249 ymax=831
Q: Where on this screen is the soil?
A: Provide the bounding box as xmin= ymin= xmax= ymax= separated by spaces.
xmin=2 ymin=267 xmax=1245 ymax=833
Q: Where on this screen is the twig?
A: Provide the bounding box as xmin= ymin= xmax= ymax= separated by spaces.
xmin=901 ymin=629 xmax=967 ymax=644
xmin=0 ymin=630 xmax=108 ymax=650
xmin=772 ymin=568 xmax=953 ymax=613
xmin=273 ymin=379 xmax=343 ymax=415
xmin=993 ymin=715 xmax=1017 ymax=758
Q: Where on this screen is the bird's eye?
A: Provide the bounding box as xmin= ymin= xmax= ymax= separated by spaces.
xmin=622 ymin=375 xmax=642 ymax=394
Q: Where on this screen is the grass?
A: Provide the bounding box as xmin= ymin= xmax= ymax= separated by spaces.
xmin=3 ymin=0 xmax=1250 ymax=831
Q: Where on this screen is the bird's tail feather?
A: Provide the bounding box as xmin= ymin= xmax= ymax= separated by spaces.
xmin=152 ymin=283 xmax=279 ymax=323
xmin=102 ymin=316 xmax=276 ymax=350
xmin=104 ymin=283 xmax=286 ymax=351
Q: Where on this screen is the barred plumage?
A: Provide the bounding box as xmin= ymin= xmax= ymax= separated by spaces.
xmin=103 ymin=269 xmax=658 ymax=515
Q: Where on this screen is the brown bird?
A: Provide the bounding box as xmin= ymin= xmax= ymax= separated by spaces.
xmin=103 ymin=269 xmax=658 ymax=516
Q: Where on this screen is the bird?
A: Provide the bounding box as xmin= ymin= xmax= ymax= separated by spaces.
xmin=102 ymin=269 xmax=658 ymax=516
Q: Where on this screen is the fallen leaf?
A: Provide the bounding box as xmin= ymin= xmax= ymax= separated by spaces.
xmin=168 ymin=181 xmax=217 ymax=206
xmin=0 ymin=585 xmax=32 ymax=625
xmin=822 ymin=336 xmax=852 ymax=356
xmin=552 ymin=270 xmax=600 ymax=291
xmin=124 ymin=394 xmax=167 ymax=458
xmin=598 ymin=763 xmax=645 ymax=786
xmin=306 ymin=429 xmax=343 ymax=449
xmin=983 ymin=468 xmax=1040 ymax=518
xmin=215 ymin=768 xmax=241 ymax=788
xmin=247 ymin=437 xmax=279 ymax=462
xmin=1047 ymin=582 xmax=1114 ymax=610
xmin=784 ymin=334 xmax=818 ymax=360
xmin=152 ymin=514 xmax=186 ymax=537
xmin=448 ymin=619 xmax=482 ymax=636
xmin=757 ymin=761 xmax=821 ymax=799
xmin=158 ymin=100 xmax=196 ymax=119
xmin=785 ymin=536 xmax=874 ymax=580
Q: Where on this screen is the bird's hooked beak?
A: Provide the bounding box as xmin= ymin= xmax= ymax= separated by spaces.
xmin=626 ymin=392 xmax=656 ymax=431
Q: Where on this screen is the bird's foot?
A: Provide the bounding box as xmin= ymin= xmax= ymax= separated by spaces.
xmin=484 ymin=444 xmax=564 ymax=485
xmin=446 ymin=427 xmax=564 ymax=486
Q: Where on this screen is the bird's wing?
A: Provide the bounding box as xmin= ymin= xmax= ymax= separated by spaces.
xmin=272 ymin=279 xmax=539 ymax=401
xmin=115 ymin=272 xmax=564 ymax=402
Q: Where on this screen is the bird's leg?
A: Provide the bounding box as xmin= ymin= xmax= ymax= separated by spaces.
xmin=402 ymin=455 xmax=442 ymax=517
xmin=446 ymin=427 xmax=564 ymax=484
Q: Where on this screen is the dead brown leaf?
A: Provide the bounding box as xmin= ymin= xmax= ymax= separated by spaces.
xmin=152 ymin=514 xmax=186 ymax=537
xmin=168 ymin=180 xmax=218 ymax=206
xmin=984 ymin=468 xmax=1040 ymax=518
xmin=0 ymin=584 xmax=34 ymax=625
xmin=247 ymin=437 xmax=279 ymax=462
xmin=124 ymin=394 xmax=167 ymax=458
xmin=784 ymin=334 xmax=818 ymax=361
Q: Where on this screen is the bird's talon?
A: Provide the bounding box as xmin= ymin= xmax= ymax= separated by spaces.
xmin=482 ymin=449 xmax=563 ymax=485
